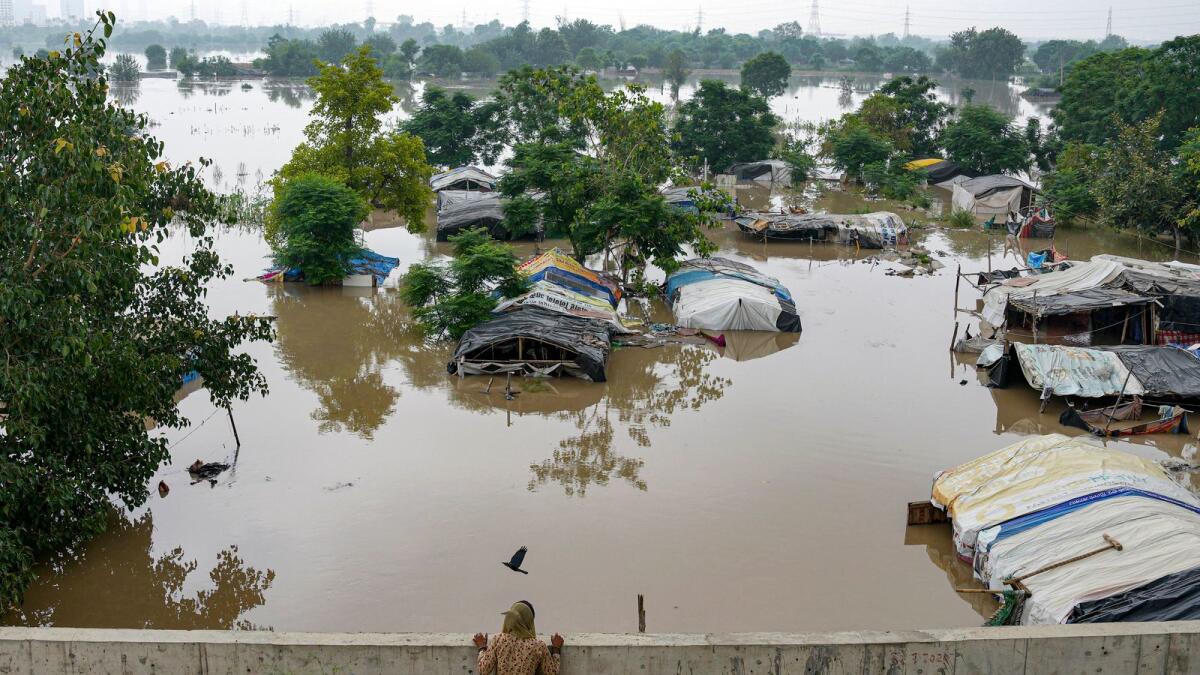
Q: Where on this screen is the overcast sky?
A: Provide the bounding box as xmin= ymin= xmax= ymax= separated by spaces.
xmin=87 ymin=0 xmax=1200 ymax=43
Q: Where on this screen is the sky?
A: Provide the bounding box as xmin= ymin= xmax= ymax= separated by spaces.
xmin=77 ymin=0 xmax=1200 ymax=43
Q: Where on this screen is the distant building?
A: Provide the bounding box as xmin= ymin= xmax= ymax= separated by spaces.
xmin=59 ymin=0 xmax=82 ymax=21
xmin=0 ymin=0 xmax=13 ymax=26
xmin=28 ymin=2 xmax=46 ymax=23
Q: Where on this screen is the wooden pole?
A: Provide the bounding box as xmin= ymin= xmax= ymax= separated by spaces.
xmin=1031 ymin=290 xmax=1039 ymax=344
xmin=950 ymin=320 xmax=959 ymax=352
xmin=1105 ymin=369 xmax=1135 ymax=435
xmin=226 ymin=406 xmax=241 ymax=449
xmin=1119 ymin=308 xmax=1130 ymax=344
xmin=953 ymin=264 xmax=961 ymax=316
xmin=1004 ymin=534 xmax=1122 ymax=585
xmin=637 ymin=594 xmax=646 ymax=633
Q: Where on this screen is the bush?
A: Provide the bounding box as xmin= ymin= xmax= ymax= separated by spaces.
xmin=271 ymin=174 xmax=368 ymax=285
xmin=108 ymin=53 xmax=139 ymax=82
xmin=944 ymin=208 xmax=976 ymax=228
xmin=144 ymin=44 xmax=166 ymax=69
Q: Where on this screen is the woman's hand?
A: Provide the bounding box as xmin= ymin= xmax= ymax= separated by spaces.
xmin=551 ymin=633 xmax=564 ymax=649
xmin=473 ymin=633 xmax=488 ymax=650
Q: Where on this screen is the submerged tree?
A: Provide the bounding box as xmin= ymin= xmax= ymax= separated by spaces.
xmin=400 ymin=228 xmax=527 ymax=339
xmin=108 ymin=52 xmax=139 ymax=81
xmin=0 ymin=12 xmax=273 ymax=606
xmin=672 ymin=79 xmax=779 ymax=173
xmin=739 ymin=50 xmax=791 ymax=99
xmin=143 ymin=43 xmax=166 ymax=69
xmin=268 ymin=174 xmax=368 ymax=285
xmin=662 ymin=48 xmax=690 ymax=98
xmin=276 ymin=46 xmax=433 ymax=231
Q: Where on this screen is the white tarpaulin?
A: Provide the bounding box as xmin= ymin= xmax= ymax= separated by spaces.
xmin=1011 ymin=343 xmax=1145 ymax=398
xmin=673 ymin=278 xmax=783 ymax=331
xmin=981 ymin=258 xmax=1127 ymax=326
xmin=953 ymin=184 xmax=1022 ymax=217
xmin=931 ymin=434 xmax=1192 ymax=559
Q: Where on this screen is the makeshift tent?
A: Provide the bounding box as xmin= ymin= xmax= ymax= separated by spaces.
xmin=429 ymin=166 xmax=496 ymax=193
xmin=736 ymin=211 xmax=907 ymax=248
xmin=981 ymin=258 xmax=1126 ymax=328
xmin=930 ymin=434 xmax=1194 ymax=561
xmin=665 ymin=258 xmax=801 ymax=332
xmin=1009 ymin=343 xmax=1145 ymax=398
xmin=1102 ymin=346 xmax=1200 ymax=399
xmin=1069 ymin=565 xmax=1200 ymax=623
xmin=493 ymin=280 xmax=635 ymax=334
xmin=436 ymin=193 xmax=542 ymax=242
xmin=725 ymin=160 xmax=792 ymax=184
xmin=255 ymin=249 xmax=400 ymax=286
xmin=447 ymin=307 xmax=613 ymax=382
xmin=516 ymin=248 xmax=621 ymax=309
xmin=436 ymin=189 xmax=488 ymax=212
xmin=951 ymin=175 xmax=1036 ymax=219
xmin=904 ymin=158 xmax=976 ymax=184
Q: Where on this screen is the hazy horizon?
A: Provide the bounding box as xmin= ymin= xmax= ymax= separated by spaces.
xmin=35 ymin=1 xmax=1200 ymax=44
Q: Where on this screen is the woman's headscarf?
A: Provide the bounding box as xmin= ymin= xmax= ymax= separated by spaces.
xmin=500 ymin=600 xmax=536 ymax=640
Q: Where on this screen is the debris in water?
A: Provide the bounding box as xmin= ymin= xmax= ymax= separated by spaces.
xmin=188 ymin=459 xmax=230 ymax=483
xmin=323 ymin=481 xmax=355 ymax=492
xmin=959 ymin=379 xmax=968 ymax=385
xmin=157 ymin=480 xmax=170 ymax=498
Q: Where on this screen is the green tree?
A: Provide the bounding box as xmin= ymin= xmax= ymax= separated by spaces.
xmin=168 ymin=46 xmax=188 ymax=70
xmin=820 ymin=119 xmax=893 ymax=182
xmin=399 ymin=38 xmax=420 ymax=66
xmin=254 ymin=35 xmax=319 ymax=77
xmin=662 ymin=48 xmax=689 ymax=98
xmin=317 ymin=29 xmax=357 ymax=64
xmin=672 ymin=79 xmax=779 ymax=172
xmin=270 ymin=175 xmax=368 ymax=285
xmin=109 ymin=53 xmax=139 ymax=81
xmin=576 ymin=46 xmax=602 ymax=70
xmin=364 ymin=34 xmax=396 ymax=56
xmin=940 ymin=104 xmax=1029 ymax=174
xmin=461 ymin=48 xmax=499 ymax=77
xmin=400 ymin=229 xmax=527 ymax=339
xmin=276 ymin=47 xmax=433 ymax=231
xmin=1041 ymin=142 xmax=1100 ymax=224
xmin=849 ymin=75 xmax=952 ymax=156
xmin=0 ymin=13 xmax=272 ymax=605
xmin=740 ymin=51 xmax=791 ymax=98
xmin=943 ymin=27 xmax=1025 ymax=79
xmin=402 ymin=86 xmax=501 ymax=167
xmin=419 ymin=44 xmax=464 ymax=77
xmin=143 ymin=43 xmax=166 ymax=69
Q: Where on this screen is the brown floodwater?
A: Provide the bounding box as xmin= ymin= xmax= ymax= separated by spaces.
xmin=2 ymin=78 xmax=1191 ymax=634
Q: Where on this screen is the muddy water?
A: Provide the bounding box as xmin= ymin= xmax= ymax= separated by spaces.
xmin=1 ymin=78 xmax=1186 ymax=634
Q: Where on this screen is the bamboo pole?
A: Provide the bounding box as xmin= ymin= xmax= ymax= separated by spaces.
xmin=1105 ymin=369 xmax=1136 ymax=435
xmin=953 ymin=264 xmax=961 ymax=316
xmin=1004 ymin=534 xmax=1122 ymax=585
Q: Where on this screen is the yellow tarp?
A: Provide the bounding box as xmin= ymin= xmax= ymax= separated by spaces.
xmin=931 ymin=434 xmax=1194 ymax=558
xmin=904 ymin=158 xmax=945 ymax=170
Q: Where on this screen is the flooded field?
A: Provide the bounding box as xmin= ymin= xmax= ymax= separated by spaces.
xmin=3 ymin=75 xmax=1184 ymax=634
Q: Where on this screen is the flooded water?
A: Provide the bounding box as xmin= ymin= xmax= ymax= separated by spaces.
xmin=2 ymin=75 xmax=1180 ymax=634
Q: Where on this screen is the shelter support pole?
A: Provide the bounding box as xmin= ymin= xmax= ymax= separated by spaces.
xmin=950 ymin=321 xmax=959 ymax=352
xmin=1120 ymin=309 xmax=1130 ymax=344
xmin=953 ymin=264 xmax=961 ymax=316
xmin=638 ymin=594 xmax=646 ymax=633
xmin=1105 ymin=370 xmax=1135 ymax=435
xmin=227 ymin=406 xmax=241 ymax=450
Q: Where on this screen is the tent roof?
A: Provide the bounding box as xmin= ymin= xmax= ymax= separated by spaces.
xmin=1102 ymin=346 xmax=1200 ymax=398
xmin=956 ymin=174 xmax=1036 ymax=197
xmin=430 ymin=166 xmax=497 ymax=192
xmin=904 ymin=158 xmax=945 ymax=170
xmin=450 ymin=307 xmax=613 ymax=382
xmin=1007 ymin=286 xmax=1156 ymax=316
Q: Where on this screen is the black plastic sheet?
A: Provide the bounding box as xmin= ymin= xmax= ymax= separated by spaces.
xmin=1069 ymin=565 xmax=1200 ymax=623
xmin=448 ymin=307 xmax=613 ymax=382
xmin=1105 ymin=346 xmax=1200 ymax=399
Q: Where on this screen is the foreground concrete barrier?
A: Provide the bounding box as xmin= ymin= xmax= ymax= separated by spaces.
xmin=2 ymin=622 xmax=1200 ymax=674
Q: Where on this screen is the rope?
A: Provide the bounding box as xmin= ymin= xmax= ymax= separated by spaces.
xmin=167 ymin=407 xmax=222 ymax=450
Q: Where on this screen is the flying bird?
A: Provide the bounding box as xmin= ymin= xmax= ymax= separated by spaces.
xmin=502 ymin=546 xmax=529 ymax=574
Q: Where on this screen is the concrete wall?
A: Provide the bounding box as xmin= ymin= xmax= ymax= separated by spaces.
xmin=2 ymin=622 xmax=1200 ymax=674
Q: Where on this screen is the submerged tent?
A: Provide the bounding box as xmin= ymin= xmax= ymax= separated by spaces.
xmin=494 ymin=280 xmax=634 ymax=334
xmin=904 ymin=158 xmax=976 ymax=185
xmin=735 ymin=211 xmax=907 ymax=248
xmin=951 ymin=175 xmax=1036 ymax=218
xmin=447 ymin=307 xmax=613 ymax=382
xmin=255 ymin=249 xmax=400 ymax=286
xmin=436 ymin=193 xmax=542 ymax=242
xmin=516 ymin=248 xmax=621 ymax=309
xmin=725 ymin=160 xmax=792 ymax=184
xmin=1008 ymin=343 xmax=1145 ymax=398
xmin=436 ymin=189 xmax=488 ymax=212
xmin=430 ymin=166 xmax=496 ymax=193
xmin=665 ymin=258 xmax=801 ymax=332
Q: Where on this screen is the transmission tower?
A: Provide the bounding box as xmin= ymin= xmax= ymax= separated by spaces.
xmin=903 ymin=5 xmax=910 ymax=38
xmin=461 ymin=7 xmax=468 ymax=31
xmin=240 ymin=0 xmax=248 ymax=27
xmin=695 ymin=5 xmax=702 ymax=33
xmin=366 ymin=0 xmax=374 ymax=20
xmin=618 ymin=12 xmax=625 ymax=31
xmin=522 ymin=0 xmax=530 ymax=24
xmin=287 ymin=4 xmax=294 ymax=26
xmin=189 ymin=0 xmax=195 ymax=21
xmin=808 ymin=0 xmax=821 ymax=38
xmin=1105 ymin=6 xmax=1112 ymax=37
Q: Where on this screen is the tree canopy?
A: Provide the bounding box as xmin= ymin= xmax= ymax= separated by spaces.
xmin=0 ymin=12 xmax=272 ymax=605
xmin=672 ymin=79 xmax=779 ymax=173
xmin=401 ymin=86 xmax=503 ymax=168
xmin=739 ymin=51 xmax=791 ymax=98
xmin=269 ymin=174 xmax=369 ymax=285
xmin=939 ymin=27 xmax=1024 ymax=79
xmin=940 ymin=104 xmax=1029 ymax=175
xmin=276 ymin=46 xmax=432 ymax=231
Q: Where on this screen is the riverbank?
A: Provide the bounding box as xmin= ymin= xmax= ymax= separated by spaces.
xmin=2 ymin=623 xmax=1196 ymax=673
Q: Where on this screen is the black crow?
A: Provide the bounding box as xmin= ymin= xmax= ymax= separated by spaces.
xmin=502 ymin=546 xmax=529 ymax=574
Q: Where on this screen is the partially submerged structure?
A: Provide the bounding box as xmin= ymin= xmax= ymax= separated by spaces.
xmin=927 ymin=434 xmax=1200 ymax=625
xmin=435 ymin=193 xmax=543 ymax=242
xmin=447 ymin=307 xmax=614 ymax=381
xmin=665 ymin=257 xmax=802 ymax=332
xmin=255 ymin=249 xmax=400 ymax=287
xmin=724 ymin=160 xmax=792 ymax=185
xmin=435 ymin=189 xmax=488 ymax=212
xmin=429 ymin=166 xmax=496 ymax=193
xmin=735 ymin=211 xmax=907 ymax=248
xmin=951 ymin=175 xmax=1037 ymax=220
xmin=495 ymin=249 xmax=631 ymax=333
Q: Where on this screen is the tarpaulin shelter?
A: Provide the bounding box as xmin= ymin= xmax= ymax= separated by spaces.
xmin=493 ymin=280 xmax=634 ymax=334
xmin=1069 ymin=565 xmax=1200 ymax=623
xmin=1007 ymin=343 xmax=1145 ymax=398
xmin=1103 ymin=346 xmax=1200 ymax=399
xmin=436 ymin=193 xmax=542 ymax=242
xmin=430 ymin=166 xmax=496 ymax=193
xmin=736 ymin=211 xmax=907 ymax=248
xmin=951 ymin=175 xmax=1037 ymax=219
xmin=1108 ymin=256 xmax=1200 ymax=346
xmin=255 ymin=248 xmax=400 ymax=286
xmin=904 ymin=158 xmax=977 ymax=185
xmin=725 ymin=160 xmax=792 ymax=185
xmin=665 ymin=257 xmax=801 ymax=332
xmin=516 ymin=248 xmax=621 ymax=309
xmin=436 ymin=189 xmax=488 ymax=212
xmin=447 ymin=307 xmax=613 ymax=382
xmin=981 ymin=258 xmax=1132 ymax=344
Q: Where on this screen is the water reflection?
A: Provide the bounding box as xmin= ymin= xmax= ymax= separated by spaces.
xmin=263 ymin=81 xmax=314 ymax=109
xmin=109 ymin=82 xmax=140 ymax=107
xmin=904 ymin=523 xmax=995 ymax=620
xmin=4 ymin=512 xmax=274 ymax=629
xmin=270 ymin=285 xmax=406 ymax=439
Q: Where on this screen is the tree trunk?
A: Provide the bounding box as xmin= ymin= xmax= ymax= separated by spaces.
xmin=1174 ymin=227 xmax=1183 ymax=257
